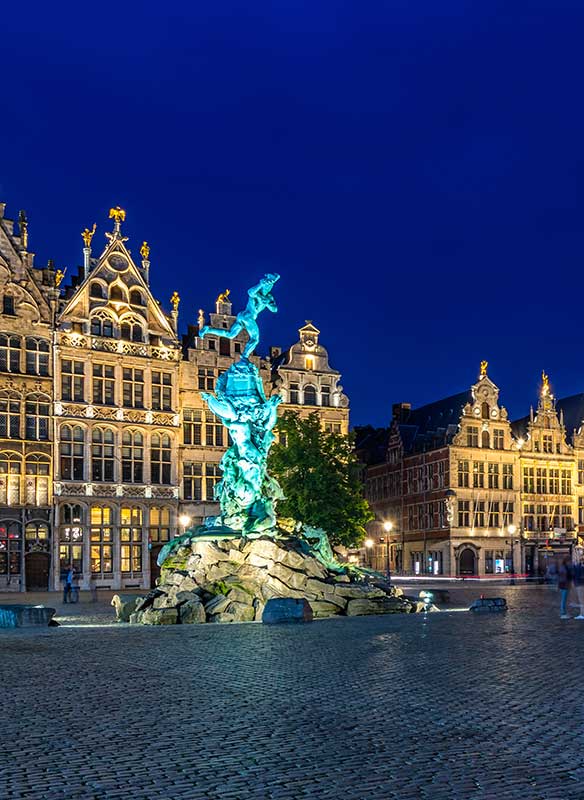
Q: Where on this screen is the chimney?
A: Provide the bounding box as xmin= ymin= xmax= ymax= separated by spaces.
xmin=392 ymin=402 xmax=411 ymax=422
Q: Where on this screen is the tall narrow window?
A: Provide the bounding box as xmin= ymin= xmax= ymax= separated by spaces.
xmin=289 ymin=383 xmax=299 ymax=404
xmin=205 ymin=413 xmax=224 ymax=447
xmin=183 ymin=409 xmax=202 ymax=445
xmin=25 ymin=395 xmax=49 ymax=440
xmin=321 ymin=386 xmax=330 ymax=407
xmin=219 ymin=338 xmax=230 ymax=357
xmin=198 ymin=368 xmax=215 ymax=390
xmin=561 ymin=469 xmax=572 ymax=495
xmin=481 ymin=430 xmax=490 ymax=448
xmin=152 ymin=371 xmax=172 ymax=411
xmin=0 ymin=335 xmax=21 ymax=373
xmin=488 ymin=463 xmax=499 ymax=489
xmin=25 ymin=339 xmax=49 ymax=376
xmin=0 ymin=521 xmax=21 ymax=575
xmin=503 ymin=463 xmax=513 ymax=489
xmin=61 ymin=360 xmax=84 ymax=402
xmin=0 ymin=394 xmax=20 ymax=438
xmin=493 ymin=429 xmax=504 ymax=450
xmin=183 ymin=462 xmax=202 ymax=501
xmin=304 ymin=385 xmax=317 ymax=406
xmin=120 ymin=506 xmax=143 ymax=574
xmin=205 ymin=463 xmax=221 ymax=500
xmin=90 ymin=505 xmax=113 ymax=575
xmin=60 ymin=425 xmax=85 ymax=481
xmin=25 ymin=456 xmax=50 ymax=505
xmin=472 ymin=461 xmax=485 ymax=488
xmin=92 ymin=428 xmax=115 ymax=482
xmin=122 ymin=368 xmax=144 ymax=408
xmin=2 ymin=295 xmax=15 ymax=315
xmin=90 ymin=282 xmax=104 ymax=298
xmin=149 ymin=506 xmax=171 ymax=543
xmin=458 ymin=460 xmax=469 ymax=488
xmin=92 ymin=364 xmax=115 ymax=405
xmin=122 ymin=430 xmax=144 ymax=483
xmin=466 ymin=427 xmax=479 ymax=447
xmin=151 ymin=433 xmax=171 ymax=484
xmin=59 ymin=505 xmax=83 ymax=574
xmin=0 ymin=455 xmax=21 ymax=504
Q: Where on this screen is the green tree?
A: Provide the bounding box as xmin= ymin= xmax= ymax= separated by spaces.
xmin=268 ymin=411 xmax=373 ymax=548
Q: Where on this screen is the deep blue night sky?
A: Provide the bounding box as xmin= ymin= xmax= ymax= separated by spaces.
xmin=2 ymin=2 xmax=584 ymax=427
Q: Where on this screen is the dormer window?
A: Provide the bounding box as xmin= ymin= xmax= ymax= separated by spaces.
xmin=130 ymin=289 xmax=144 ymax=306
xmin=110 ymin=286 xmax=124 ymax=303
xmin=90 ymin=283 xmax=105 ymax=299
xmin=2 ymin=296 xmax=15 ymax=316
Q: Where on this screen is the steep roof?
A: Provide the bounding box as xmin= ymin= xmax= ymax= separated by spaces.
xmin=396 ymin=390 xmax=472 ymax=453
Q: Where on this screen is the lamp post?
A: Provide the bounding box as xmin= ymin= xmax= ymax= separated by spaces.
xmin=364 ymin=538 xmax=374 ymax=568
xmin=383 ymin=520 xmax=393 ymax=580
xmin=507 ymin=523 xmax=517 ymax=583
xmin=179 ymin=514 xmax=192 ymax=536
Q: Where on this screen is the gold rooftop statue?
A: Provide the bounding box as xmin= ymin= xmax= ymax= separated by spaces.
xmin=81 ymin=223 xmax=96 ymax=247
xmin=109 ymin=206 xmax=126 ymax=223
xmin=140 ymin=241 xmax=150 ymax=260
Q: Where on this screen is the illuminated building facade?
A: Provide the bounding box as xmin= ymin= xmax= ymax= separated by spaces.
xmin=362 ymin=364 xmax=584 ymax=577
xmin=0 ymin=202 xmax=350 ymax=591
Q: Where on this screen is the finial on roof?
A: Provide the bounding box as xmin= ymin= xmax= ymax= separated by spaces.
xmin=81 ymin=223 xmax=96 ymax=248
xmin=480 ymin=360 xmax=488 ymax=378
xmin=198 ymin=308 xmax=205 ymax=329
xmin=18 ymin=210 xmax=28 ymax=250
xmin=140 ymin=241 xmax=150 ymax=261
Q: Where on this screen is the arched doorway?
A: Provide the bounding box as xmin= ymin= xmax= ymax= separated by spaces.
xmin=25 ymin=552 xmax=50 ymax=590
xmin=459 ymin=548 xmax=477 ymax=576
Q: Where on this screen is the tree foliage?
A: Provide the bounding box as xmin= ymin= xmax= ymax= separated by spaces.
xmin=268 ymin=411 xmax=373 ymax=548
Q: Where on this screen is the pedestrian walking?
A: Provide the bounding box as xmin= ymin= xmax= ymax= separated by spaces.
xmin=573 ymin=557 xmax=584 ymax=620
xmin=62 ymin=563 xmax=74 ymax=603
xmin=558 ymin=557 xmax=573 ymax=619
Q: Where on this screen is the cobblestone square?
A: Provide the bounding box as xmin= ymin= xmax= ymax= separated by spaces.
xmin=1 ymin=584 xmax=583 ymax=799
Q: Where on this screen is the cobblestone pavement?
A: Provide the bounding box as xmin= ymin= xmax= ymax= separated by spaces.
xmin=1 ymin=584 xmax=584 ymax=800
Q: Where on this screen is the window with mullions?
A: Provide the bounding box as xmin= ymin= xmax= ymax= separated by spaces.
xmin=151 ymin=433 xmax=171 ymax=484
xmin=457 ymin=500 xmax=470 ymax=527
xmin=92 ymin=428 xmax=115 ymax=482
xmin=205 ymin=413 xmax=223 ymax=447
xmin=503 ymin=463 xmax=513 ymax=489
xmin=0 ymin=335 xmax=21 ymax=373
xmin=467 ymin=426 xmax=479 ymax=447
xmin=493 ymin=429 xmax=504 ymax=450
xmin=304 ymin=385 xmax=317 ymax=406
xmin=61 ymin=360 xmax=84 ymax=402
xmin=122 ymin=368 xmax=144 ymax=408
xmin=473 ymin=500 xmax=486 ymax=527
xmin=60 ymin=425 xmax=85 ymax=481
xmin=122 ymin=430 xmax=144 ymax=483
xmin=149 ymin=506 xmax=171 ymax=544
xmin=90 ymin=316 xmax=114 ymax=338
xmin=472 ymin=461 xmax=484 ymax=488
xmin=0 ymin=522 xmax=21 ymax=575
xmin=25 ymin=395 xmax=50 ymax=440
xmin=121 ymin=322 xmax=143 ymax=342
xmin=502 ymin=502 xmax=514 ymax=527
xmin=0 ymin=455 xmax=21 ymax=504
xmin=523 ymin=467 xmax=535 ymax=493
xmin=0 ymin=394 xmax=20 ymax=438
xmin=183 ymin=462 xmax=202 ymax=501
xmin=59 ymin=505 xmax=83 ymax=573
xmin=488 ymin=502 xmax=500 ymax=528
xmin=25 ymin=456 xmax=50 ymax=505
xmin=205 ymin=463 xmax=221 ymax=500
xmin=561 ymin=469 xmax=572 ymax=495
xmin=183 ymin=409 xmax=202 ymax=445
xmin=198 ymin=368 xmax=215 ymax=390
xmin=93 ymin=363 xmax=115 ymax=405
xmin=289 ymin=383 xmax=299 ymax=404
xmin=458 ymin=460 xmax=469 ymax=487
xmin=152 ymin=371 xmax=172 ymax=411
xmin=121 ymin=506 xmax=143 ymax=574
xmin=25 ymin=338 xmax=49 ymax=376
xmin=90 ymin=505 xmax=113 ymax=575
xmin=321 ymin=386 xmax=330 ymax=407
xmin=488 ymin=463 xmax=499 ymax=489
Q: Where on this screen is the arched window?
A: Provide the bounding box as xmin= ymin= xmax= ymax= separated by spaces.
xmin=0 ymin=334 xmax=21 ymax=373
xmin=61 ymin=504 xmax=83 ymax=524
xmin=151 ymin=433 xmax=171 ymax=484
xmin=25 ymin=521 xmax=49 ymax=544
xmin=0 ymin=392 xmax=21 ymax=438
xmin=130 ymin=289 xmax=144 ymax=306
xmin=25 ymin=455 xmax=50 ymax=505
xmin=90 ymin=282 xmax=105 ymax=299
xmin=25 ymin=394 xmax=50 ymax=441
xmin=132 ymin=324 xmax=143 ymax=342
xmin=25 ymin=338 xmax=50 ymax=376
xmin=149 ymin=506 xmax=171 ymax=543
xmin=91 ymin=428 xmax=115 ymax=482
xmin=120 ymin=506 xmax=143 ymax=575
xmin=481 ymin=402 xmax=490 ymax=420
xmin=90 ymin=505 xmax=113 ymax=576
xmin=110 ymin=285 xmax=124 ymax=302
xmin=304 ymin=385 xmax=317 ymax=406
xmin=0 ymin=454 xmax=22 ymax=504
xmin=481 ymin=430 xmax=490 ymax=449
xmin=122 ymin=430 xmax=144 ymax=483
xmin=60 ymin=425 xmax=85 ymax=481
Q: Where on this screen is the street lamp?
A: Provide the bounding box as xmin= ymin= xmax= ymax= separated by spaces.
xmin=364 ymin=538 xmax=374 ymax=568
xmin=179 ymin=514 xmax=192 ymax=535
xmin=382 ymin=521 xmax=393 ymax=579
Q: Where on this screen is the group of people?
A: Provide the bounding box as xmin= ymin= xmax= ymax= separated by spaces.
xmin=551 ymin=556 xmax=584 ymax=619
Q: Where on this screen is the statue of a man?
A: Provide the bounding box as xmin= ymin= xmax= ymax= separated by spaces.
xmin=200 ymin=273 xmax=280 ymax=358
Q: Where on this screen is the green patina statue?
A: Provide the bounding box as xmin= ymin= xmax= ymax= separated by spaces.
xmin=157 ymin=275 xmax=358 ymax=578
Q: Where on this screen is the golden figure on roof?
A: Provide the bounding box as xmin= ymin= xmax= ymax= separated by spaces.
xmin=81 ymin=223 xmax=97 ymax=248
xmin=55 ymin=268 xmax=67 ymax=288
xmin=216 ymin=288 xmax=230 ymax=305
xmin=109 ymin=206 xmax=126 ymax=223
xmin=170 ymin=291 xmax=180 ymax=312
xmin=480 ymin=360 xmax=488 ymax=378
xmin=140 ymin=241 xmax=150 ymax=260
xmin=542 ymin=370 xmax=550 ymax=395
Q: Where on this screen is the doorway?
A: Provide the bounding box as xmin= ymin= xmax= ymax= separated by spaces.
xmin=25 ymin=552 xmax=50 ymax=590
xmin=459 ymin=548 xmax=477 ymax=576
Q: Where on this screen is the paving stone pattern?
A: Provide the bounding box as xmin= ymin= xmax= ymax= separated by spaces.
xmin=1 ymin=584 xmax=583 ymax=800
